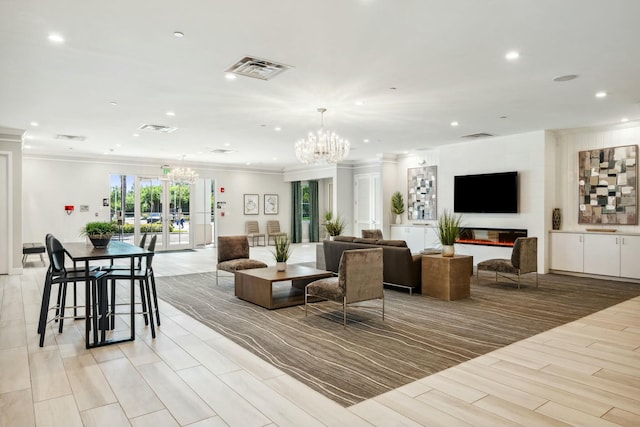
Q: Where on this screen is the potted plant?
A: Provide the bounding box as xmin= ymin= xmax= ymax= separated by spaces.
xmin=272 ymin=235 xmax=292 ymax=271
xmin=435 ymin=210 xmax=463 ymax=257
xmin=81 ymin=221 xmax=117 ymax=248
xmin=324 ymin=212 xmax=346 ymax=239
xmin=391 ymin=191 xmax=405 ymax=224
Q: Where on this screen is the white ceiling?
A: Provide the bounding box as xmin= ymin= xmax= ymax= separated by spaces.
xmin=2 ymin=0 xmax=640 ymax=170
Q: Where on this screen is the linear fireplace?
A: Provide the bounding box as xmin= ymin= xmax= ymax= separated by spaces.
xmin=458 ymin=227 xmax=527 ymax=247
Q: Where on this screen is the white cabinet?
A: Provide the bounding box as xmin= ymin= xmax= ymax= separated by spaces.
xmin=550 ymin=232 xmax=584 ymax=272
xmin=620 ymin=235 xmax=640 ymax=279
xmin=550 ymin=231 xmax=640 ymax=279
xmin=583 ymin=234 xmax=620 ymax=276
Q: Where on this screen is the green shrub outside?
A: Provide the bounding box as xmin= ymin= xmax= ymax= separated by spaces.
xmin=120 ymin=223 xmax=174 ymax=233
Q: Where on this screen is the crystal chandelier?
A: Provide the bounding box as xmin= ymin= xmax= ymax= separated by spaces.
xmin=295 ymin=108 xmax=350 ymax=164
xmin=167 ymin=156 xmax=198 ymax=184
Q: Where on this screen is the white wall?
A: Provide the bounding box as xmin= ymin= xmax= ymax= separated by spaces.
xmin=392 ymin=132 xmax=549 ymax=269
xmin=553 ymin=123 xmax=640 ymax=233
xmin=0 ymin=127 xmax=23 ymax=274
xmin=22 ymin=155 xmax=290 ymax=244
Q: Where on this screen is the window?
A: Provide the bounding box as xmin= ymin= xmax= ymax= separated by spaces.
xmin=302 ymin=182 xmax=310 ymax=221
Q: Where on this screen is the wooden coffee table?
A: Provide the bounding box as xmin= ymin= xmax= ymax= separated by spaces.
xmin=234 ymin=265 xmax=333 ymax=309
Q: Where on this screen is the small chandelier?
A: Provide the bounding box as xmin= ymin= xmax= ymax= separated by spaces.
xmin=295 ymin=108 xmax=350 ymax=164
xmin=167 ymin=156 xmax=199 ymax=184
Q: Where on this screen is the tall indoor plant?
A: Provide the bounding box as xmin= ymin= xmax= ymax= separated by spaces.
xmin=435 ymin=210 xmax=463 ymax=257
xmin=391 ymin=191 xmax=405 ymax=224
xmin=324 ymin=212 xmax=346 ymax=239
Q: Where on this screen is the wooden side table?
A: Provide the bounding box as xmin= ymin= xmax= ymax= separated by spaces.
xmin=422 ymin=254 xmax=473 ymax=301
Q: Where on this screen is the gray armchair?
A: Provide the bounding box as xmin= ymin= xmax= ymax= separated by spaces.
xmin=305 ymin=248 xmax=384 ymax=328
xmin=266 ymin=220 xmax=287 ymax=245
xmin=476 ymin=237 xmax=538 ymax=289
xmin=245 ymin=220 xmax=265 ymax=246
xmin=216 ymin=235 xmax=267 ymax=284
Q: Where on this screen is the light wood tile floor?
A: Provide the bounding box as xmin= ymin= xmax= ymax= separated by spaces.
xmin=1 ymin=244 xmax=638 ymax=426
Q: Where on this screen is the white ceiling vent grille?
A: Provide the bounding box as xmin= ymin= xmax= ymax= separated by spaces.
xmin=461 ymin=132 xmax=494 ymax=139
xmin=225 ymin=56 xmax=292 ymax=81
xmin=56 ymin=134 xmax=86 ymax=141
xmin=139 ymin=124 xmax=178 ymax=133
xmin=211 ymin=149 xmax=234 ymax=154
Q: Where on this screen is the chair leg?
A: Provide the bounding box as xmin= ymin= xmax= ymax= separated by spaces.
xmin=305 ymin=291 xmax=308 ymax=317
xmin=382 ymin=294 xmax=385 ymax=321
xmin=91 ymin=279 xmax=99 ymax=346
xmin=343 ymin=297 xmax=347 ymax=329
xmin=110 ymin=279 xmax=116 ymax=329
xmin=139 ymin=280 xmax=149 ymax=325
xmin=150 ymin=271 xmax=160 ymax=326
xmin=517 ymin=272 xmax=521 ymax=289
xmin=58 ymin=283 xmax=68 ymax=333
xmin=38 ymin=279 xmax=54 ymax=346
xmin=144 ymin=277 xmax=156 ymax=339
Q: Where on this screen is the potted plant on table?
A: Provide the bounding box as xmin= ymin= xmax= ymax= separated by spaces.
xmin=324 ymin=212 xmax=346 ymax=240
xmin=391 ymin=191 xmax=405 ymax=224
xmin=435 ymin=210 xmax=463 ymax=257
xmin=272 ymin=235 xmax=293 ymax=271
xmin=81 ymin=221 xmax=117 ymax=248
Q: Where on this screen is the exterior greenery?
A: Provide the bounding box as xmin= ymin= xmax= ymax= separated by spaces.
xmin=391 ymin=191 xmax=405 ymax=215
xmin=324 ymin=213 xmax=346 ymax=236
xmin=81 ymin=221 xmax=117 ymax=238
xmin=272 ymin=235 xmax=292 ymax=262
xmin=435 ymin=210 xmax=463 ymax=246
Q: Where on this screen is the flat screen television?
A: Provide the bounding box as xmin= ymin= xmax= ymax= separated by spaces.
xmin=454 ymin=171 xmax=518 ymax=213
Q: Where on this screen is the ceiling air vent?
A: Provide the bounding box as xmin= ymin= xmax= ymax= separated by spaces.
xmin=211 ymin=149 xmax=234 ymax=154
xmin=56 ymin=134 xmax=86 ymax=141
xmin=225 ymin=56 xmax=292 ymax=81
xmin=138 ymin=124 xmax=177 ymax=133
xmin=461 ymin=132 xmax=495 ymax=139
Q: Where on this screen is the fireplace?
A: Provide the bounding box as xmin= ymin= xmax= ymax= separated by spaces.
xmin=458 ymin=227 xmax=527 ymax=247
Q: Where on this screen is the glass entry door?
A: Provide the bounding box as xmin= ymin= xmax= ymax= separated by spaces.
xmin=135 ymin=177 xmax=193 ymax=251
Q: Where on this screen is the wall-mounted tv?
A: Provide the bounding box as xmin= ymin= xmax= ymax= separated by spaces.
xmin=454 ymin=171 xmax=518 ymax=213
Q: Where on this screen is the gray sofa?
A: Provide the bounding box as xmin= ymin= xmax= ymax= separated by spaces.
xmin=323 ymin=236 xmax=422 ymax=293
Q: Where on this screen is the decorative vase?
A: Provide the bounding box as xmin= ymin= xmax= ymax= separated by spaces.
xmin=395 ymin=215 xmax=402 ymax=224
xmin=276 ymin=261 xmax=287 ymax=272
xmin=442 ymin=245 xmax=455 ymax=257
xmin=552 ymin=208 xmax=562 ymax=230
xmin=89 ymin=235 xmax=112 ymax=249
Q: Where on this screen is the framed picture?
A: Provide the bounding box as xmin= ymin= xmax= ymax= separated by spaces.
xmin=264 ymin=194 xmax=278 ymax=214
xmin=243 ymin=194 xmax=259 ymax=215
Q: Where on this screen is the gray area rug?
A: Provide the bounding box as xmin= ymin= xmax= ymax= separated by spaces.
xmin=156 ymin=270 xmax=640 ymax=406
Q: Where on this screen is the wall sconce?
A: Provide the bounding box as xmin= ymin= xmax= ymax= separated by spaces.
xmin=64 ymin=205 xmax=74 ymax=215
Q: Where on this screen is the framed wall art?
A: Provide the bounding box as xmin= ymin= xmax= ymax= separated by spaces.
xmin=264 ymin=194 xmax=278 ymax=214
xmin=408 ymin=166 xmax=437 ymax=220
xmin=243 ymin=194 xmax=259 ymax=215
xmin=578 ymin=144 xmax=637 ymax=225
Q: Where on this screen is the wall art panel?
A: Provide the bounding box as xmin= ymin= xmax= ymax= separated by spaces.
xmin=578 ymin=144 xmax=637 ymax=224
xmin=408 ymin=166 xmax=437 ymax=220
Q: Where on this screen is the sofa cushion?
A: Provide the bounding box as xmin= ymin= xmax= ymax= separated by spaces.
xmin=376 ymin=239 xmax=407 ymax=247
xmin=353 ymin=238 xmax=377 ymax=244
xmin=334 ymin=236 xmax=355 ymax=242
xmin=306 ymin=277 xmax=342 ymax=300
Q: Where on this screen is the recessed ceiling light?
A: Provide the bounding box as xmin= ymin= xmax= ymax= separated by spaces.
xmin=450 ymin=121 xmax=459 ymax=127
xmin=505 ymin=51 xmax=520 ymax=60
xmin=24 ymin=144 xmax=32 ymax=149
xmin=30 ymin=121 xmax=39 ymax=127
xmin=225 ymin=73 xmax=237 ymax=80
xmin=621 ymin=117 xmax=629 ymax=122
xmin=110 ymin=101 xmax=118 ymax=106
xmin=402 ymin=151 xmax=409 ymax=154
xmin=116 ymin=144 xmax=121 ymax=147
xmin=173 ymin=31 xmax=184 ymax=38
xmin=274 ymin=126 xmax=281 ymax=131
xmin=355 ymin=100 xmax=364 ymax=106
xmin=363 ymin=139 xmax=369 ymax=143
xmin=272 ymin=157 xmax=277 ymax=161
xmin=224 ymin=142 xmax=231 ymax=147
xmin=246 ymin=162 xmax=251 ymax=165
xmin=133 ymin=133 xmax=140 ymax=137
xmin=48 ymin=33 xmax=64 ymax=43
xmin=166 ymin=111 xmax=175 ymax=116
xmin=595 ymin=91 xmax=607 ymax=98
xmin=553 ymin=74 xmax=578 ymax=82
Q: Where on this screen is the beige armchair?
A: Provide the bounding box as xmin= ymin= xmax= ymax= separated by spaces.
xmin=216 ymin=235 xmax=267 ymax=284
xmin=361 ymin=229 xmax=383 ymax=239
xmin=305 ymin=248 xmax=384 ymax=328
xmin=476 ymin=237 xmax=538 ymax=289
xmin=266 ymin=220 xmax=287 ymax=245
xmin=245 ymin=220 xmax=265 ymax=246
